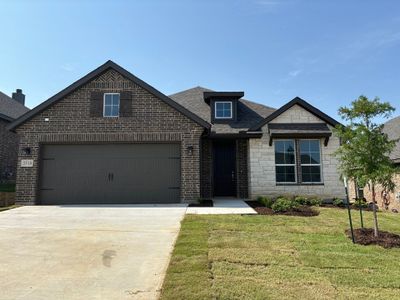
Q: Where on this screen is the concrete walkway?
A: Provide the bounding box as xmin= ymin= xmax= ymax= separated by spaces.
xmin=0 ymin=205 xmax=187 ymax=300
xmin=186 ymin=199 xmax=257 ymax=214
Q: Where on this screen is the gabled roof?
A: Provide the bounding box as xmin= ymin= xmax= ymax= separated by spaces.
xmin=383 ymin=115 xmax=400 ymax=163
xmin=8 ymin=60 xmax=210 ymax=131
xmin=169 ymin=86 xmax=276 ymax=134
xmin=0 ymin=91 xmax=29 ymax=121
xmin=249 ymin=97 xmax=340 ymax=131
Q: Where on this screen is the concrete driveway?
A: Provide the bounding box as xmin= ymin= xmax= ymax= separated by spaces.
xmin=0 ymin=205 xmax=187 ymax=300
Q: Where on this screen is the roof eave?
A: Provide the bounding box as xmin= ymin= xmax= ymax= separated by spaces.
xmin=0 ymin=113 xmax=14 ymax=123
xmin=248 ymin=97 xmax=341 ymax=131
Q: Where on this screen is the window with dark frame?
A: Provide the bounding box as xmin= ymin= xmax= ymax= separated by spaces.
xmin=299 ymin=140 xmax=322 ymax=183
xmin=103 ymin=93 xmax=120 ymax=117
xmin=274 ymin=140 xmax=296 ymax=183
xmin=274 ymin=139 xmax=322 ymax=184
xmin=215 ymin=101 xmax=232 ymax=119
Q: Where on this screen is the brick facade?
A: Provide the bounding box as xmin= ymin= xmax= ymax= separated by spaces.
xmin=249 ymin=104 xmax=345 ymax=200
xmin=236 ymin=139 xmax=249 ymax=198
xmin=15 ymin=69 xmax=205 ymax=204
xmin=348 ymin=175 xmax=400 ymax=212
xmin=0 ymin=119 xmax=19 ymax=182
xmin=200 ymin=138 xmax=213 ymax=199
xmin=200 ymin=138 xmax=249 ymax=199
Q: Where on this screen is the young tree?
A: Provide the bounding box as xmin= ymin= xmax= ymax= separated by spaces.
xmin=335 ymin=95 xmax=397 ymax=237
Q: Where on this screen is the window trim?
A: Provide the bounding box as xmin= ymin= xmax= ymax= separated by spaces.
xmin=103 ymin=93 xmax=120 ymax=118
xmin=214 ymin=101 xmax=233 ymax=119
xmin=299 ymin=139 xmax=323 ymax=184
xmin=273 ymin=138 xmax=324 ymax=185
xmin=274 ymin=139 xmax=297 ymax=184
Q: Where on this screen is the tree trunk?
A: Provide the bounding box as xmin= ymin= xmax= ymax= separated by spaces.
xmin=371 ymin=184 xmax=379 ymax=237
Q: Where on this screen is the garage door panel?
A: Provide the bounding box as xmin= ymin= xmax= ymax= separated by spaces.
xmin=39 ymin=144 xmax=181 ymax=204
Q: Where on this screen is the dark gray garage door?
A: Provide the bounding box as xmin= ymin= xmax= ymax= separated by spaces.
xmin=39 ymin=144 xmax=181 ymax=205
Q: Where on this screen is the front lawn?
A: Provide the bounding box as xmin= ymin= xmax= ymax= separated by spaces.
xmin=160 ymin=208 xmax=400 ymax=300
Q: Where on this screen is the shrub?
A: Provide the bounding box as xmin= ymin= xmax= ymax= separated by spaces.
xmin=354 ymin=198 xmax=367 ymax=208
xmin=307 ymin=197 xmax=322 ymax=206
xmin=271 ymin=197 xmax=299 ymax=212
xmin=294 ymin=196 xmax=322 ymax=206
xmin=294 ymin=196 xmax=308 ymax=205
xmin=333 ymin=198 xmax=344 ymax=207
xmin=257 ymin=196 xmax=274 ymax=208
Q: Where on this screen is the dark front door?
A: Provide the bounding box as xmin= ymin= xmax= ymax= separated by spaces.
xmin=213 ymin=140 xmax=236 ymax=197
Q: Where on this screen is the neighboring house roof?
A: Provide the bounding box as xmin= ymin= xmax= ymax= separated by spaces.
xmin=0 ymin=91 xmax=29 ymax=121
xmin=169 ymin=86 xmax=276 ymax=134
xmin=383 ymin=115 xmax=400 ymax=164
xmin=249 ymin=96 xmax=340 ymax=131
xmin=8 ymin=60 xmax=210 ymax=131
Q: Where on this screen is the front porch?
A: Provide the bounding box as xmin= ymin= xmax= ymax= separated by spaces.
xmin=186 ymin=198 xmax=256 ymax=214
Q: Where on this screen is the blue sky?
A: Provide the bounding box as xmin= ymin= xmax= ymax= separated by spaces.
xmin=1 ymin=0 xmax=399 ymax=122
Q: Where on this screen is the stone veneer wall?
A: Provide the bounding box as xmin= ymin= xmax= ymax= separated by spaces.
xmin=15 ymin=69 xmax=204 ymax=204
xmin=0 ymin=119 xmax=19 ymax=182
xmin=249 ymin=104 xmax=345 ymax=199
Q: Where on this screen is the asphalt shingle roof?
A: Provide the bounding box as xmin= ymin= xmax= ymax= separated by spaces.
xmin=169 ymin=86 xmax=275 ymax=134
xmin=0 ymin=91 xmax=29 ymax=120
xmin=383 ymin=115 xmax=400 ymax=163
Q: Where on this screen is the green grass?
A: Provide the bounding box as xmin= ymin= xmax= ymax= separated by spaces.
xmin=0 ymin=183 xmax=15 ymax=192
xmin=160 ymin=208 xmax=400 ymax=300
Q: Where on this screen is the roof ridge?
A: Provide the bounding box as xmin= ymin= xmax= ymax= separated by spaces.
xmin=8 ymin=61 xmax=210 ymax=131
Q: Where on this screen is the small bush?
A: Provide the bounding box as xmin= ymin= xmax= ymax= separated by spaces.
xmin=294 ymin=196 xmax=322 ymax=206
xmin=333 ymin=198 xmax=344 ymax=207
xmin=271 ymin=197 xmax=299 ymax=212
xmin=294 ymin=196 xmax=308 ymax=205
xmin=257 ymin=196 xmax=274 ymax=208
xmin=307 ymin=197 xmax=322 ymax=206
xmin=354 ymin=198 xmax=367 ymax=208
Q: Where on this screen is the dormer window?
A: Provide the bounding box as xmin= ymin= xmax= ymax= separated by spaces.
xmin=215 ymin=101 xmax=232 ymax=119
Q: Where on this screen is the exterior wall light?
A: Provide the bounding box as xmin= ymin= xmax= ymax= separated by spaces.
xmin=22 ymin=147 xmax=32 ymax=155
xmin=187 ymin=146 xmax=194 ymax=155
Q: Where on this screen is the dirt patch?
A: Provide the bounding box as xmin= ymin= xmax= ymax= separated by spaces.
xmin=188 ymin=200 xmax=213 ymax=207
xmin=246 ymin=201 xmax=319 ymax=217
xmin=345 ymin=228 xmax=400 ymax=248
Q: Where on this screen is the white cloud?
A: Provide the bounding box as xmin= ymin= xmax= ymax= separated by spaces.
xmin=288 ymin=69 xmax=302 ymax=77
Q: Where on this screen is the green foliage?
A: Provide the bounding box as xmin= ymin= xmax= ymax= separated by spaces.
xmin=335 ymin=95 xmax=397 ymax=189
xmin=294 ymin=196 xmax=322 ymax=206
xmin=335 ymin=95 xmax=398 ymax=236
xmin=271 ymin=197 xmax=299 ymax=212
xmin=333 ymin=198 xmax=344 ymax=207
xmin=257 ymin=196 xmax=274 ymax=208
xmin=354 ymin=197 xmax=367 ymax=208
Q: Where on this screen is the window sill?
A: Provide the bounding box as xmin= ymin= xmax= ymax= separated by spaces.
xmin=276 ymin=183 xmax=324 ymax=186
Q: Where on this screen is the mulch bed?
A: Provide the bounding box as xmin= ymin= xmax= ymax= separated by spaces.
xmin=246 ymin=201 xmax=319 ymax=217
xmin=345 ymin=228 xmax=400 ymax=248
xmin=321 ymin=204 xmax=374 ymax=211
xmin=188 ymin=200 xmax=213 ymax=207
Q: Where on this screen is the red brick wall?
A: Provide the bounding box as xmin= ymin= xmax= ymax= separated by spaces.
xmin=348 ymin=174 xmax=400 ymax=212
